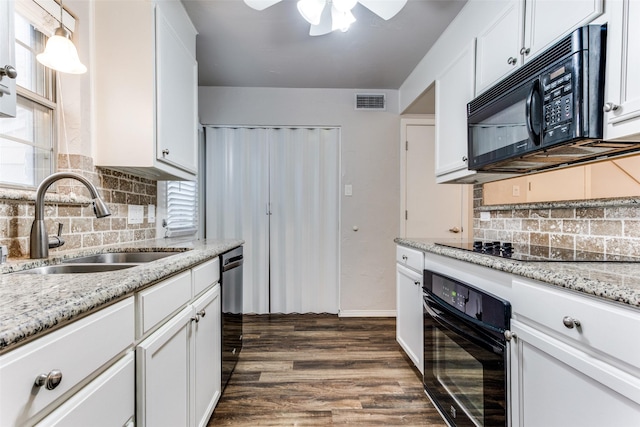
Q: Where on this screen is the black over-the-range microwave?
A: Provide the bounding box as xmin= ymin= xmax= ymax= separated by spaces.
xmin=467 ymin=24 xmax=640 ymax=174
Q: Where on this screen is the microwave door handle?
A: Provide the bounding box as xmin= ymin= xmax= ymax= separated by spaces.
xmin=526 ymin=79 xmax=542 ymax=146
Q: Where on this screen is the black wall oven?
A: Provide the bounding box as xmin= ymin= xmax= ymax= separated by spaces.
xmin=423 ymin=270 xmax=511 ymax=427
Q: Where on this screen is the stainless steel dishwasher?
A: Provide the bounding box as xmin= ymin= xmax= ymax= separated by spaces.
xmin=220 ymin=246 xmax=243 ymax=391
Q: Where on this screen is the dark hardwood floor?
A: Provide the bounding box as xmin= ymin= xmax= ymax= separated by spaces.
xmin=208 ymin=314 xmax=446 ymax=426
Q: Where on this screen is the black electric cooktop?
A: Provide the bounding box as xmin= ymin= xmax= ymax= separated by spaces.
xmin=435 ymin=240 xmax=640 ymax=262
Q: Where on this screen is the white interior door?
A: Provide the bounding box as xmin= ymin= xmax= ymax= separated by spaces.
xmin=205 ymin=127 xmax=339 ymax=314
xmin=205 ymin=127 xmax=270 ymax=314
xmin=404 ymin=124 xmax=470 ymax=239
xmin=269 ymin=128 xmax=340 ymax=314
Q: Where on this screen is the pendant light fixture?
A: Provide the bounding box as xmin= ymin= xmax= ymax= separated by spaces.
xmin=36 ymin=0 xmax=87 ymax=74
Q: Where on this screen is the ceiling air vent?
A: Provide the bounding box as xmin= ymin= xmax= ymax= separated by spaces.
xmin=355 ymin=93 xmax=386 ymax=111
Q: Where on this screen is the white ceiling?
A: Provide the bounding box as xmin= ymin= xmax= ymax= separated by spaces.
xmin=182 ymin=0 xmax=467 ymax=94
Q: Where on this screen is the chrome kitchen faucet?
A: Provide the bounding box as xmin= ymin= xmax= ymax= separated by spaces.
xmin=30 ymin=172 xmax=111 ymax=259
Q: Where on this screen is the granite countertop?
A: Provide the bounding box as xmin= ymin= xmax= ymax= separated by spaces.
xmin=0 ymin=237 xmax=244 ymax=353
xmin=395 ymin=237 xmax=640 ymax=309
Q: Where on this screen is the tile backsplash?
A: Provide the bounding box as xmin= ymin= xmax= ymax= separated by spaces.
xmin=0 ymin=155 xmax=157 ymax=258
xmin=473 ymin=184 xmax=640 ymax=258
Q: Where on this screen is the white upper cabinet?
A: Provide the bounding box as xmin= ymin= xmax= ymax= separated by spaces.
xmin=603 ymin=0 xmax=640 ymax=141
xmin=523 ymin=0 xmax=604 ymax=63
xmin=435 ymin=40 xmax=476 ymax=182
xmin=475 ymin=0 xmax=524 ymax=94
xmin=475 ymin=0 xmax=603 ymax=95
xmin=0 ymin=0 xmax=16 ymax=118
xmin=94 ymin=0 xmax=198 ymax=181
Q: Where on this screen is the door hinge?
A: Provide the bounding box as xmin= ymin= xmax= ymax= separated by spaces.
xmin=405 ymin=210 xmax=408 ymax=220
xmin=405 ymin=140 xmax=409 ymax=151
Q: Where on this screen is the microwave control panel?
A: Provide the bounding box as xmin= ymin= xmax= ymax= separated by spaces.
xmin=541 ymin=60 xmax=576 ymax=144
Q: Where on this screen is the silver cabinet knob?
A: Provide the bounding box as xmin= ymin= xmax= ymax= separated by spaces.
xmin=401 ymin=255 xmax=408 ymax=261
xmin=162 ymin=149 xmax=170 ymax=156
xmin=197 ymin=309 xmax=206 ymax=318
xmin=504 ymin=330 xmax=517 ymax=341
xmin=603 ymin=102 xmax=620 ymax=112
xmin=414 ymin=281 xmax=421 ymax=286
xmin=0 ymin=65 xmax=17 ymax=80
xmin=562 ymin=316 xmax=581 ymax=329
xmin=507 ymin=57 xmax=517 ymax=65
xmin=191 ymin=315 xmax=200 ymax=323
xmin=449 ymin=226 xmax=461 ymax=233
xmin=34 ymin=369 xmax=63 ymax=390
xmin=520 ymin=47 xmax=530 ymax=55
xmin=462 ymin=156 xmax=468 ymax=162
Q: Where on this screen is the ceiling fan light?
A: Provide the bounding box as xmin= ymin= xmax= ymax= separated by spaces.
xmin=331 ymin=6 xmax=356 ymax=32
xmin=297 ymin=0 xmax=326 ymax=25
xmin=36 ymin=26 xmax=87 ymax=74
xmin=332 ymin=0 xmax=358 ymax=13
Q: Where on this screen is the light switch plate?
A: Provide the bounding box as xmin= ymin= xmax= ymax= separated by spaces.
xmin=480 ymin=211 xmax=490 ymax=221
xmin=128 ymin=205 xmax=144 ymax=224
xmin=148 ymin=204 xmax=156 ymax=223
xmin=344 ymin=184 xmax=353 ymax=196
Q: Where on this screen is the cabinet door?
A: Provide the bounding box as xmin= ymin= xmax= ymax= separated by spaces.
xmin=155 ymin=1 xmax=198 ymax=174
xmin=0 ymin=0 xmax=16 ymax=117
xmin=475 ymin=0 xmax=524 ymax=95
xmin=37 ymin=353 xmax=135 ymax=427
xmin=523 ymin=0 xmax=603 ymax=63
xmin=604 ymin=0 xmax=640 ymax=140
xmin=137 ymin=306 xmax=193 ymax=427
xmin=193 ymin=286 xmax=222 ymax=427
xmin=435 ymin=40 xmax=476 ymax=180
xmin=396 ymin=264 xmax=423 ymax=373
xmin=510 ymin=319 xmax=640 ymax=427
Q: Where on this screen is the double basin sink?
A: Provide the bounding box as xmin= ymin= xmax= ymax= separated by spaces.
xmin=17 ymin=251 xmax=180 ymax=275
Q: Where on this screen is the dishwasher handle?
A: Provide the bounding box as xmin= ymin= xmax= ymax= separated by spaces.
xmin=222 ymin=255 xmax=243 ymax=271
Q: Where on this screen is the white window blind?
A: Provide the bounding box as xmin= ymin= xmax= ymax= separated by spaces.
xmin=165 ymin=181 xmax=198 ymax=237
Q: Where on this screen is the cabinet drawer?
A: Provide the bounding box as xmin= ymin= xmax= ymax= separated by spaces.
xmin=137 ymin=270 xmax=191 ymax=337
xmin=0 ymin=298 xmax=134 ymax=426
xmin=36 ymin=352 xmax=135 ymax=427
xmin=192 ymin=257 xmax=220 ymax=297
xmin=512 ymin=279 xmax=640 ymax=370
xmin=396 ymin=246 xmax=424 ymax=272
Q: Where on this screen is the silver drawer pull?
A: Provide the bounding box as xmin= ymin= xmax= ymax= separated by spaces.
xmin=562 ymin=316 xmax=581 ymax=329
xmin=34 ymin=369 xmax=63 ymax=390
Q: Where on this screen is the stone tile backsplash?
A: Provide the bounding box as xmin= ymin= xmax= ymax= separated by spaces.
xmin=0 ymin=155 xmax=157 ymax=258
xmin=473 ymin=184 xmax=640 ymax=258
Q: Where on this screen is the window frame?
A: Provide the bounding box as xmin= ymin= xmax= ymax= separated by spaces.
xmin=0 ymin=7 xmax=58 ymax=190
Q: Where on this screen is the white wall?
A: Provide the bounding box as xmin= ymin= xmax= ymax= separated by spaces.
xmin=399 ymin=0 xmax=510 ymax=113
xmin=199 ymin=86 xmax=400 ymax=316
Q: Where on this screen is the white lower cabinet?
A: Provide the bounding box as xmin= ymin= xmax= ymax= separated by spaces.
xmin=193 ymin=288 xmax=222 ymax=427
xmin=37 ymin=352 xmax=135 ymax=427
xmin=510 ymin=279 xmax=640 ymax=426
xmin=0 ymin=297 xmax=135 ymax=426
xmin=395 ymin=246 xmax=424 ymax=373
xmin=136 ymin=283 xmax=221 ymax=427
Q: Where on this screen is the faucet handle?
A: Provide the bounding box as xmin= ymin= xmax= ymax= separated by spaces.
xmin=48 ymin=223 xmax=65 ymax=249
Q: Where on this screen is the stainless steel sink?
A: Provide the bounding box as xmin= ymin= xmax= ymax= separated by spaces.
xmin=16 ymin=263 xmax=138 ymax=274
xmin=63 ymin=251 xmax=179 ymax=264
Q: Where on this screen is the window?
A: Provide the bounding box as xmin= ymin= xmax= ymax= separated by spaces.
xmin=0 ymin=10 xmax=56 ymax=188
xmin=163 ymin=181 xmax=198 ymax=237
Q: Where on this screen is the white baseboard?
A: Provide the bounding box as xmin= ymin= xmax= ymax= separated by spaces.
xmin=338 ymin=310 xmax=397 ymax=318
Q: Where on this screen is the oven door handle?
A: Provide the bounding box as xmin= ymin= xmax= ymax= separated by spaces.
xmin=423 ymin=294 xmax=505 ymax=355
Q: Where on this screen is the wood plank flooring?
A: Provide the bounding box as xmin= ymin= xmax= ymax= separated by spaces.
xmin=207 ymin=314 xmax=446 ymax=426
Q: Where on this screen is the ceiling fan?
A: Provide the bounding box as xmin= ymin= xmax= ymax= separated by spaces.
xmin=243 ymin=0 xmax=408 ymax=36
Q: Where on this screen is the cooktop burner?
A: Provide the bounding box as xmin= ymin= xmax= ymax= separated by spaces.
xmin=435 ymin=240 xmax=640 ymax=262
